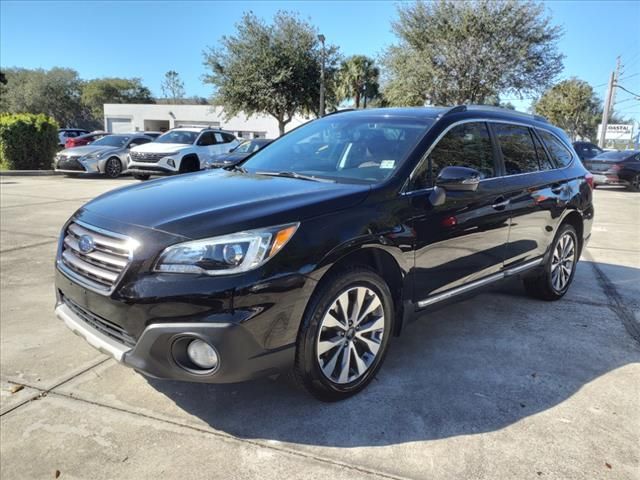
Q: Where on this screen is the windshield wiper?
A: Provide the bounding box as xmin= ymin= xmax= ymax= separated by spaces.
xmin=226 ymin=164 xmax=247 ymax=173
xmin=256 ymin=171 xmax=335 ymax=183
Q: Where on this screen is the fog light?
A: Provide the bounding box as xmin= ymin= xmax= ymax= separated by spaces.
xmin=167 ymin=158 xmax=175 ymax=168
xmin=186 ymin=339 xmax=219 ymax=369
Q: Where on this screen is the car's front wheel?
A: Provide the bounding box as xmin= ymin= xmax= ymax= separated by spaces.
xmin=523 ymin=224 xmax=579 ymax=301
xmin=292 ymin=267 xmax=393 ymax=401
xmin=104 ymin=157 xmax=123 ymax=178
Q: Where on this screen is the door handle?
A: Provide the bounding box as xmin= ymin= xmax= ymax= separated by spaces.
xmin=551 ymin=183 xmax=567 ymax=194
xmin=492 ymin=197 xmax=510 ymax=210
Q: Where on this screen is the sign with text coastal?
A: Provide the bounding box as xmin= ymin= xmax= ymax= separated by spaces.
xmin=597 ymin=124 xmax=634 ymax=141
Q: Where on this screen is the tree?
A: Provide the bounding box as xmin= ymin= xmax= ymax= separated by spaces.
xmin=81 ymin=78 xmax=154 ymax=121
xmin=533 ymin=79 xmax=601 ymax=141
xmin=337 ymin=55 xmax=380 ymax=108
xmin=161 ymin=70 xmax=186 ymax=102
xmin=203 ymin=11 xmax=339 ymax=135
xmin=0 ymin=67 xmax=85 ymax=127
xmin=382 ymin=0 xmax=564 ymax=106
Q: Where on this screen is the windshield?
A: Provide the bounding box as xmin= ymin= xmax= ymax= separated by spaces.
xmin=155 ymin=130 xmax=198 ymax=145
xmin=233 ymin=141 xmax=255 ymax=153
xmin=91 ymin=135 xmax=129 ymax=147
xmin=242 ymin=115 xmax=433 ymax=183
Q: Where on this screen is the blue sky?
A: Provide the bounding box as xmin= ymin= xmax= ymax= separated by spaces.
xmin=1 ymin=0 xmax=639 ymax=121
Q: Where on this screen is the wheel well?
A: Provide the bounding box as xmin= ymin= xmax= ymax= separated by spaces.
xmin=180 ymin=154 xmax=200 ymax=172
xmin=319 ymin=248 xmax=405 ymax=336
xmin=560 ymin=211 xmax=584 ymax=254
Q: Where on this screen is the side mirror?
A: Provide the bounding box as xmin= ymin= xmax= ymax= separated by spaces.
xmin=436 ymin=166 xmax=482 ymax=192
xmin=228 ymin=148 xmax=234 ymax=153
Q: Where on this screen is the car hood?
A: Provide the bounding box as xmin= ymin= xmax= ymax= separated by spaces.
xmin=60 ymin=145 xmax=120 ymax=156
xmin=79 ymin=170 xmax=371 ymax=239
xmin=210 ymin=152 xmax=249 ymax=165
xmin=131 ymin=142 xmax=188 ymax=153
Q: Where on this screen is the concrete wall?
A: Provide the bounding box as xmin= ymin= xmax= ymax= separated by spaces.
xmin=103 ymin=104 xmax=309 ymax=139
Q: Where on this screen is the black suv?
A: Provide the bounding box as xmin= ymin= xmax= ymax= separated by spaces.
xmin=54 ymin=106 xmax=594 ymax=401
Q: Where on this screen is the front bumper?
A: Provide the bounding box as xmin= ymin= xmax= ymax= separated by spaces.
xmin=55 ymin=156 xmax=101 ymax=174
xmin=127 ymin=156 xmax=180 ymax=175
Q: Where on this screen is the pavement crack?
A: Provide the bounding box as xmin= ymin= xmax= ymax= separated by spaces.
xmin=0 ymin=239 xmax=58 ymax=254
xmin=9 ymin=387 xmax=408 ymax=480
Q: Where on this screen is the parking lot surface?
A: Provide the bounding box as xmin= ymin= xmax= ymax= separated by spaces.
xmin=1 ymin=176 xmax=639 ymax=479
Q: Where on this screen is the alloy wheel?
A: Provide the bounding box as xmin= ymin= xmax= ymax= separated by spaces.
xmin=105 ymin=158 xmax=122 ymax=178
xmin=316 ymin=286 xmax=385 ymax=384
xmin=551 ymin=232 xmax=576 ymax=292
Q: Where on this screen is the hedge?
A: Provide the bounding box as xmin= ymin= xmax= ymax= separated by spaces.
xmin=0 ymin=113 xmax=59 ymax=170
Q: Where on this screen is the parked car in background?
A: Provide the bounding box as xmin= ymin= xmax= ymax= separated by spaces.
xmin=65 ymin=131 xmax=109 ymax=149
xmin=573 ymin=141 xmax=604 ymax=161
xmin=127 ymin=127 xmax=239 ymax=180
xmin=54 ymin=106 xmax=594 ymax=401
xmin=204 ymin=138 xmax=273 ymax=169
xmin=142 ymin=131 xmax=162 ymax=139
xmin=58 ymin=128 xmax=90 ymax=148
xmin=55 ymin=133 xmax=154 ymax=178
xmin=583 ymin=150 xmax=640 ymax=191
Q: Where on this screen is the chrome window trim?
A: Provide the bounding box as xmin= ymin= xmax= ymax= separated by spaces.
xmin=402 ymin=117 xmax=576 ymax=195
xmin=56 ymin=219 xmax=137 ymax=296
xmin=416 ymin=257 xmax=543 ymax=308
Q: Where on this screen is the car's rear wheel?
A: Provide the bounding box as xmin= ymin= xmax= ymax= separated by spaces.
xmin=628 ymin=174 xmax=640 ymax=192
xmin=523 ymin=224 xmax=579 ymax=301
xmin=133 ymin=174 xmax=150 ymax=181
xmin=292 ymin=267 xmax=393 ymax=401
xmin=104 ymin=157 xmax=123 ymax=178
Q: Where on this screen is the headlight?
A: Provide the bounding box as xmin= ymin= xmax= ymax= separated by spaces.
xmin=154 ymin=223 xmax=299 ymax=275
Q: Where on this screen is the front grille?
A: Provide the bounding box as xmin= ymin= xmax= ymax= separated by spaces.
xmin=59 ymin=221 xmax=134 ymax=294
xmin=56 ymin=155 xmax=85 ymax=171
xmin=62 ymin=294 xmax=136 ymax=347
xmin=130 ymin=151 xmax=168 ymax=163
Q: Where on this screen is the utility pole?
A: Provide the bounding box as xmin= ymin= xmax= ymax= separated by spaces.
xmin=318 ymin=34 xmax=326 ymax=118
xmin=599 ymin=56 xmax=622 ymax=148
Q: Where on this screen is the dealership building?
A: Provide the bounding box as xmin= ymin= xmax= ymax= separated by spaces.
xmin=103 ymin=104 xmax=308 ymax=139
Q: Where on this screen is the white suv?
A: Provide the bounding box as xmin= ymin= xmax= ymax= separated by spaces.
xmin=127 ymin=127 xmax=239 ymax=180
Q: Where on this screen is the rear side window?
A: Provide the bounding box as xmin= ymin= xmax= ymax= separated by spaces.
xmin=538 ymin=130 xmax=573 ymax=167
xmin=198 ymin=132 xmax=216 ymax=146
xmin=222 ymin=133 xmax=236 ymax=143
xmin=531 ymin=131 xmax=555 ymax=170
xmin=416 ymin=122 xmax=495 ymax=188
xmin=492 ymin=124 xmax=539 ymax=175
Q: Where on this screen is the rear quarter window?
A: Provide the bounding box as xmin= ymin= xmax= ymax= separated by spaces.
xmin=538 ymin=130 xmax=573 ymax=167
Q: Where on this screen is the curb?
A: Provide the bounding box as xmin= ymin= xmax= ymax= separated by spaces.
xmin=0 ymin=170 xmax=60 ymax=177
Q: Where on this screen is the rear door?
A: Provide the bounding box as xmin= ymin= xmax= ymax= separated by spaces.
xmin=409 ymin=121 xmax=512 ymax=300
xmin=490 ymin=123 xmax=569 ymax=267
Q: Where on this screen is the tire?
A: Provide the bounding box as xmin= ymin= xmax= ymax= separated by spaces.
xmin=628 ymin=174 xmax=640 ymax=192
xmin=133 ymin=174 xmax=150 ymax=181
xmin=179 ymin=155 xmax=200 ymax=173
xmin=292 ymin=267 xmax=393 ymax=401
xmin=104 ymin=157 xmax=123 ymax=178
xmin=523 ymin=224 xmax=579 ymax=301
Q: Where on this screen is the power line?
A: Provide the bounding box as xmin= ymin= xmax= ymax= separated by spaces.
xmin=616 ymin=84 xmax=640 ymax=99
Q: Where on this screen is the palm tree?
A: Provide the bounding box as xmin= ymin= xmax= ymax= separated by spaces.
xmin=337 ymin=55 xmax=380 ymax=109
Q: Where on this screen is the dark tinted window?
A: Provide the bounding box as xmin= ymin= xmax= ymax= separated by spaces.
xmin=493 ymin=124 xmax=539 ymax=175
xmin=538 ymin=130 xmax=573 ymax=167
xmin=414 ymin=122 xmax=495 ymax=189
xmin=222 ymin=133 xmax=236 ymax=143
xmin=129 ymin=137 xmax=151 ymax=147
xmin=197 ymin=132 xmax=216 ymax=146
xmin=531 ymin=131 xmax=554 ymax=170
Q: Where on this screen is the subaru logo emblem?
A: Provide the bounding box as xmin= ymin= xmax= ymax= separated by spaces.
xmin=78 ymin=234 xmax=95 ymax=254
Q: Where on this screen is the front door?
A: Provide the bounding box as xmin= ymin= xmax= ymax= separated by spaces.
xmin=408 ymin=121 xmax=511 ymax=302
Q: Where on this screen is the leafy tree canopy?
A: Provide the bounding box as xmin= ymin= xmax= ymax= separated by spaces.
xmin=337 ymin=55 xmax=380 ymax=109
xmin=82 ymin=77 xmax=154 ymax=121
xmin=203 ymin=11 xmax=340 ymax=135
xmin=382 ymin=0 xmax=564 ymax=106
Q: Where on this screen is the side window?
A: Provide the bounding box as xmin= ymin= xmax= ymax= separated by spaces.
xmin=531 ymin=130 xmax=554 ymax=170
xmin=493 ymin=124 xmax=540 ymax=175
xmin=198 ymin=132 xmax=215 ymax=146
xmin=214 ymin=132 xmax=225 ymax=144
xmin=538 ymin=130 xmax=573 ymax=167
xmin=222 ymin=133 xmax=236 ymax=143
xmin=413 ymin=122 xmax=495 ymax=189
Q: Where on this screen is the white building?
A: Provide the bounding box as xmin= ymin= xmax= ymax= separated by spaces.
xmin=103 ymin=103 xmax=309 ymax=139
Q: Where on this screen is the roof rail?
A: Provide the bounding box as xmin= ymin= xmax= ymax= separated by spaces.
xmin=441 ymin=105 xmax=467 ymax=117
xmin=466 ymin=105 xmax=549 ymax=123
xmin=322 ymin=108 xmax=355 ymax=117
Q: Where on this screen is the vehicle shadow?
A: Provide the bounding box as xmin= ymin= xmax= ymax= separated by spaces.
xmin=146 ymin=261 xmax=640 ymax=447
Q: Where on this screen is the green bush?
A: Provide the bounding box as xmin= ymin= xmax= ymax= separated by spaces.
xmin=0 ymin=113 xmax=59 ymax=170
